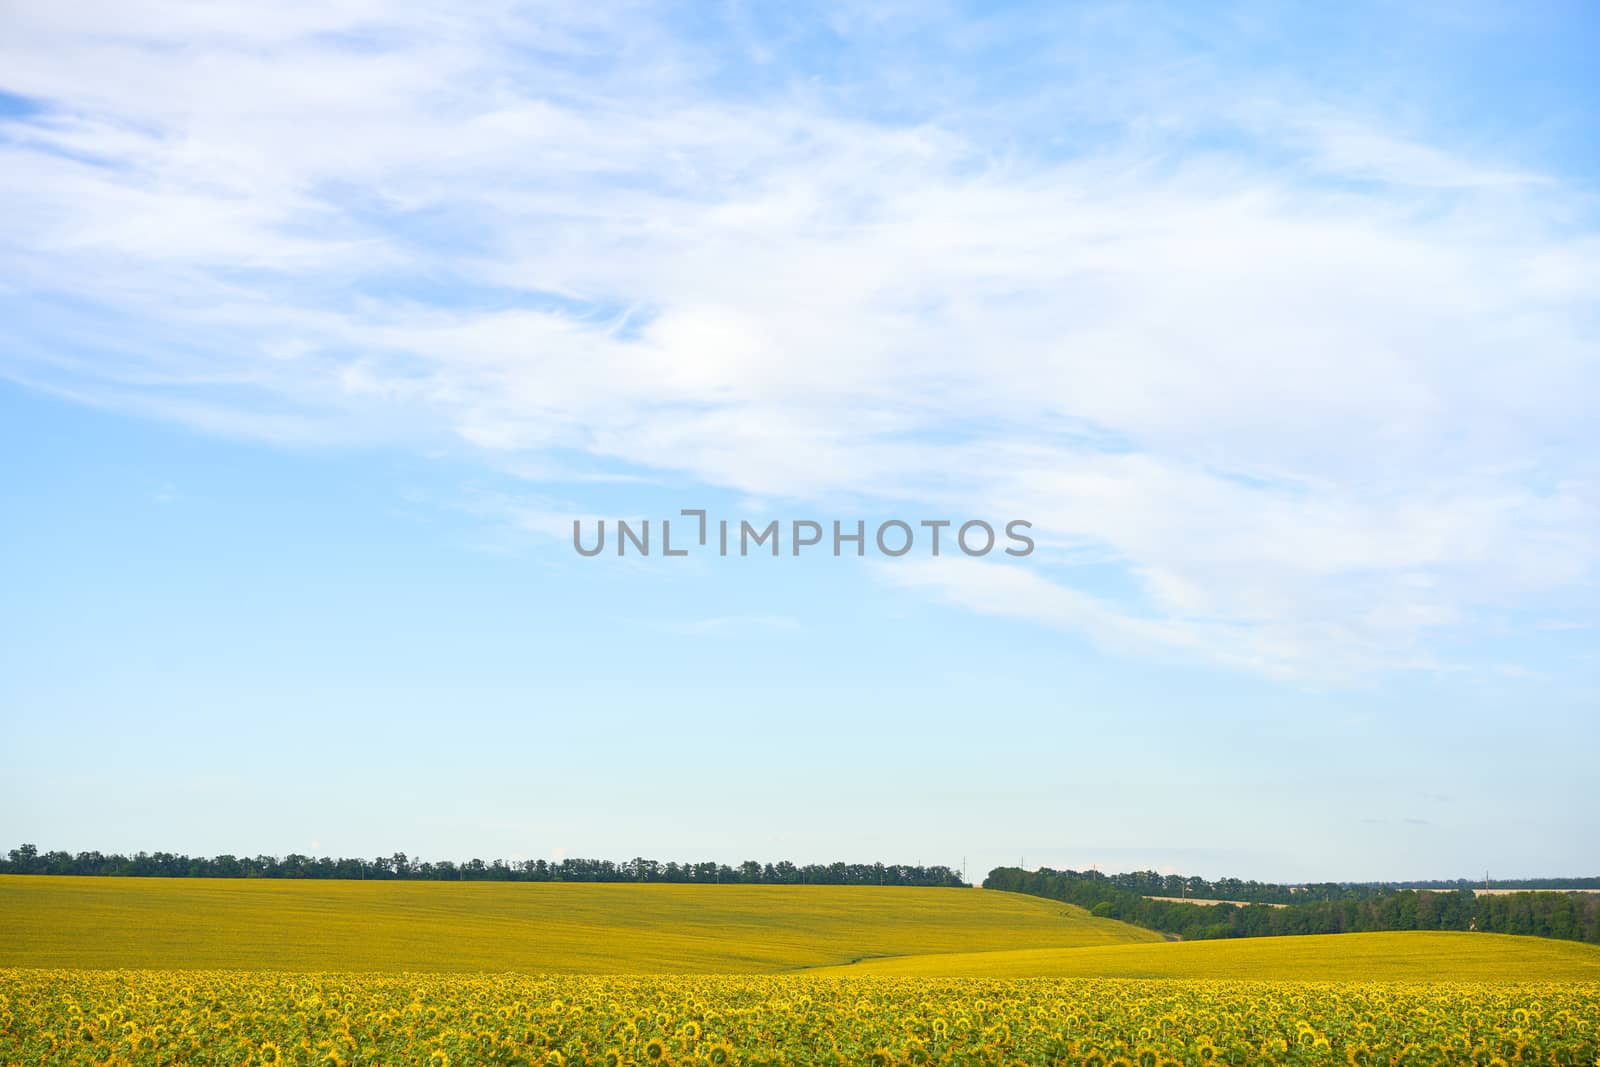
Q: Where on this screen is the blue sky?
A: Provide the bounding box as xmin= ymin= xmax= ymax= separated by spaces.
xmin=2 ymin=1 xmax=1596 ymax=882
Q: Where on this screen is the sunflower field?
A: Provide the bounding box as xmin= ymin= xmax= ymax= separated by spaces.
xmin=3 ymin=970 xmax=1598 ymax=1067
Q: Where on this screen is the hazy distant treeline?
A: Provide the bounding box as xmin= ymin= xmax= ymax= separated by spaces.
xmin=1016 ymin=867 xmax=1600 ymax=905
xmin=986 ymin=867 xmax=1600 ymax=944
xmin=1 ymin=844 xmax=965 ymax=887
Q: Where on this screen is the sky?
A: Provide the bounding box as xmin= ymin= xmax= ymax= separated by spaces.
xmin=1 ymin=1 xmax=1597 ymax=884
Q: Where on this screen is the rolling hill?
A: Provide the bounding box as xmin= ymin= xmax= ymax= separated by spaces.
xmin=0 ymin=875 xmax=1158 ymax=972
xmin=7 ymin=876 xmax=1598 ymax=982
xmin=810 ymin=930 xmax=1600 ymax=981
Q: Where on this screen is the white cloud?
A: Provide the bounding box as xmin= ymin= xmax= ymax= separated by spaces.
xmin=1 ymin=2 xmax=1595 ymax=683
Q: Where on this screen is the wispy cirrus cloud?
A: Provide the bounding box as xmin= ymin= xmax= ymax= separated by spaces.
xmin=2 ymin=2 xmax=1595 ymax=683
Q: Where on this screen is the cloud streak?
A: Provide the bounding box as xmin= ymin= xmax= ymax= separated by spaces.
xmin=2 ymin=2 xmax=1595 ymax=682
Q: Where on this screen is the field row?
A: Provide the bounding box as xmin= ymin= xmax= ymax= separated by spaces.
xmin=813 ymin=932 xmax=1600 ymax=981
xmin=5 ymin=969 xmax=1598 ymax=1067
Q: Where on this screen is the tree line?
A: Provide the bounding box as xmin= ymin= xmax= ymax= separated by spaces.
xmin=1 ymin=844 xmax=965 ymax=886
xmin=1035 ymin=867 xmax=1600 ymax=905
xmin=985 ymin=866 xmax=1600 ymax=944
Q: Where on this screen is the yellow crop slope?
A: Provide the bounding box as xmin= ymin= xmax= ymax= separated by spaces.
xmin=0 ymin=876 xmax=1158 ymax=973
xmin=4 ymin=970 xmax=1598 ymax=1066
xmin=9 ymin=877 xmax=1600 ymax=1064
xmin=813 ymin=930 xmax=1600 ymax=982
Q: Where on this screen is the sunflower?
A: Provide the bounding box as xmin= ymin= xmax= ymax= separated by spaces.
xmin=1346 ymin=1042 xmax=1375 ymax=1066
xmin=260 ymin=1041 xmax=283 ymax=1065
xmin=427 ymin=1049 xmax=450 ymax=1067
xmin=644 ymin=1036 xmax=668 ymax=1062
xmin=681 ymin=1020 xmax=702 ymax=1041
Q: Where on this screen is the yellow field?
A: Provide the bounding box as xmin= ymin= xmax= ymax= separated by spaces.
xmin=5 ymin=969 xmax=1598 ymax=1066
xmin=811 ymin=931 xmax=1600 ymax=982
xmin=0 ymin=876 xmax=1158 ymax=973
xmin=7 ymin=877 xmax=1600 ymax=987
xmin=1142 ymin=897 xmax=1286 ymax=908
xmin=8 ymin=878 xmax=1600 ymax=1063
